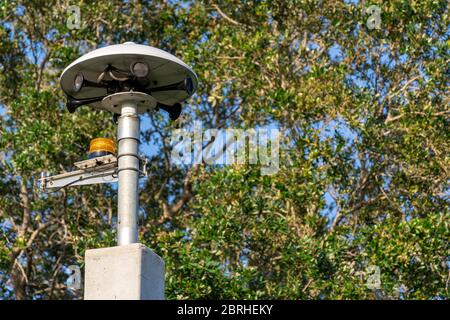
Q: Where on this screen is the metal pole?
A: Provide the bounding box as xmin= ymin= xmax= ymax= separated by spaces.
xmin=117 ymin=100 xmax=140 ymax=245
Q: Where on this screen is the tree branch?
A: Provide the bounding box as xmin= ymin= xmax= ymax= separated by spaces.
xmin=212 ymin=3 xmax=242 ymax=26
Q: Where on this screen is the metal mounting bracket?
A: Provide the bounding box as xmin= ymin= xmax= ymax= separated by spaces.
xmin=39 ymin=154 xmax=147 ymax=192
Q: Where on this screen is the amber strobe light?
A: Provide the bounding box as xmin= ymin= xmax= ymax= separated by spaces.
xmin=88 ymin=138 xmax=116 ymax=159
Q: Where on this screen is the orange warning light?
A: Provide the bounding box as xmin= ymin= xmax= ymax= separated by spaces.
xmin=88 ymin=138 xmax=116 ymax=159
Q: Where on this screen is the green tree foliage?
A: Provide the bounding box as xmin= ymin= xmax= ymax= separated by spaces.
xmin=0 ymin=0 xmax=448 ymax=299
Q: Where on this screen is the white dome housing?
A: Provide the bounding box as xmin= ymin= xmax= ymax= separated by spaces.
xmin=60 ymin=42 xmax=198 ymax=115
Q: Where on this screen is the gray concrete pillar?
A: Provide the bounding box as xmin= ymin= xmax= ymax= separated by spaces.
xmin=84 ymin=243 xmax=164 ymax=300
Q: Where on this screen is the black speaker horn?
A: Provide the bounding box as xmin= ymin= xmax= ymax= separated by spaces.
xmin=156 ymin=102 xmax=182 ymax=121
xmin=149 ymin=77 xmax=194 ymax=96
xmin=66 ymin=96 xmax=105 ymax=113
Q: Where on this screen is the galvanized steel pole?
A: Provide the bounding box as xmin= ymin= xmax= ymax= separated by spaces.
xmin=117 ymin=100 xmax=140 ymax=245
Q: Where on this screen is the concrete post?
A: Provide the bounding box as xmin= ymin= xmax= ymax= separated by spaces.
xmin=84 ymin=243 xmax=165 ymax=300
